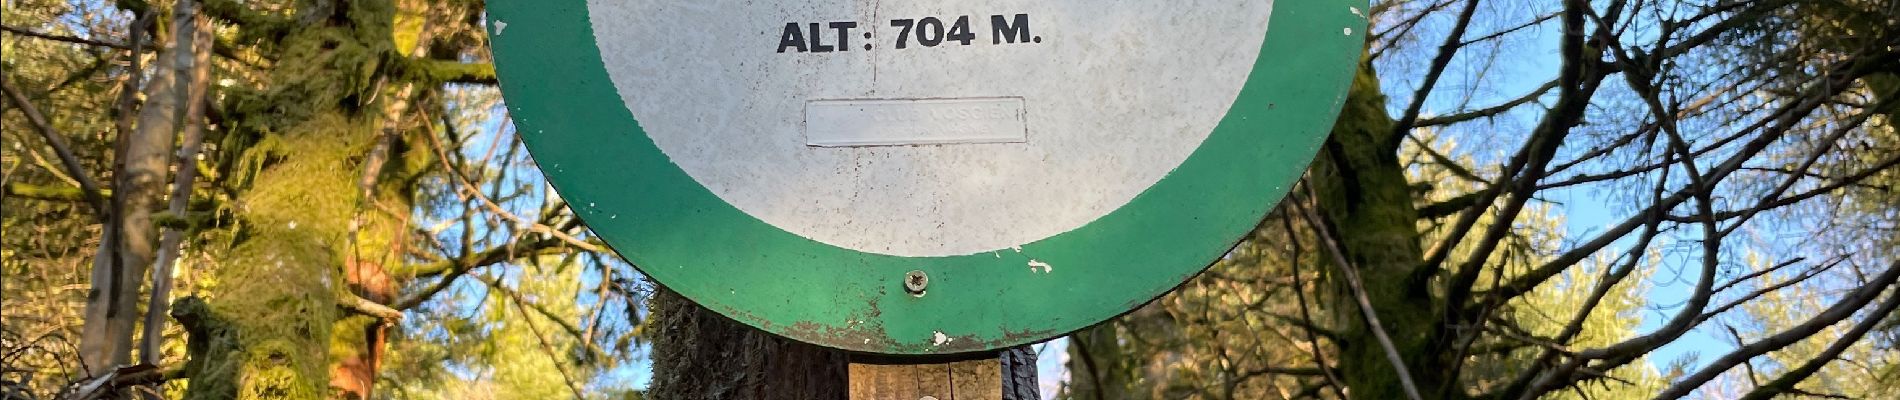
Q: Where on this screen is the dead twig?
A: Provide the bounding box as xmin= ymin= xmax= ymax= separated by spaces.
xmin=1291 ymin=181 xmax=1424 ymax=400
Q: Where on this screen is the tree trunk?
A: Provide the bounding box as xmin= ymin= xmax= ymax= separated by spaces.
xmin=179 ymin=123 xmax=366 ymax=399
xmin=1000 ymin=345 xmax=1042 ymax=400
xmin=1065 ymin=323 xmax=1130 ymax=400
xmin=647 ymin=286 xmax=850 ymax=399
xmin=141 ymin=0 xmax=215 ymax=367
xmin=177 ymin=0 xmax=409 ymax=398
xmin=79 ymin=2 xmax=186 ymax=374
xmin=1306 ymin=61 xmax=1445 ymax=399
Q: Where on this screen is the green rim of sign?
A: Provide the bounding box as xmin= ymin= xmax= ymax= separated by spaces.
xmin=486 ymin=0 xmax=1367 ymax=355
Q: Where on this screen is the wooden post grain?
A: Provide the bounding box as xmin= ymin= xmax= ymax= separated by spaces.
xmin=849 ymin=357 xmax=1002 ymax=400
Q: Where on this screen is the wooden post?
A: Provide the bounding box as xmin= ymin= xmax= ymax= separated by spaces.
xmin=848 ymin=357 xmax=1003 ymax=400
xmin=848 ymin=346 xmax=1039 ymax=400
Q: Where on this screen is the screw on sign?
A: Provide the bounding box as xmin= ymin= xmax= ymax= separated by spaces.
xmin=905 ymin=270 xmax=929 ymax=296
xmin=486 ymin=0 xmax=1365 ymax=396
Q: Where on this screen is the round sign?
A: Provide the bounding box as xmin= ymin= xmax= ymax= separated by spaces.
xmin=486 ymin=0 xmax=1367 ymax=354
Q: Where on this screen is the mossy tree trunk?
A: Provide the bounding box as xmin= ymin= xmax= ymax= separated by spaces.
xmin=1306 ymin=62 xmax=1447 ymax=400
xmin=177 ymin=0 xmax=428 ymax=398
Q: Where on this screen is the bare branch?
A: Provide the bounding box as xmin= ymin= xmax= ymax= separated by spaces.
xmin=476 ymin=274 xmax=612 ymax=363
xmin=1740 ymin=295 xmax=1897 ymax=400
xmin=1485 ymin=47 xmax=1897 ymax=310
xmin=337 ymin=293 xmax=403 ymax=322
xmin=493 ymin=275 xmax=589 ymax=399
xmin=1293 ymin=183 xmax=1423 ymax=400
xmin=1414 ymin=79 xmax=1557 ymax=128
xmin=424 ymin=115 xmax=604 ymax=253
xmin=390 ymin=236 xmax=572 ymax=310
xmin=1437 ymin=0 xmax=1606 ymax=352
xmin=0 ymin=74 xmax=108 ymax=215
xmin=1654 ymin=261 xmax=1900 ymax=399
xmin=1407 ymin=133 xmax=1488 ymax=184
xmin=1458 ymin=12 xmax=1560 ymax=47
xmin=1370 ymin=0 xmax=1462 ymax=61
xmin=1280 ymin=211 xmax=1348 ymax=400
xmin=1390 ymin=0 xmax=1484 ymax=145
xmin=0 ymin=24 xmax=129 ymax=49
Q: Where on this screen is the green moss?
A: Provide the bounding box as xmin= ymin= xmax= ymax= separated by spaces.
xmin=0 ymin=182 xmax=109 ymax=202
xmin=183 ymin=0 xmax=413 ymax=398
xmin=1308 ymin=60 xmax=1445 ymax=400
xmin=221 ymin=0 xmax=394 ymax=135
xmin=392 ymin=4 xmax=425 ymax=55
xmin=396 ymin=58 xmax=496 ymax=84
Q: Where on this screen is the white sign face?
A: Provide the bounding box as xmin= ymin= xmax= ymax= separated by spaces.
xmin=587 ymin=0 xmax=1274 ymax=257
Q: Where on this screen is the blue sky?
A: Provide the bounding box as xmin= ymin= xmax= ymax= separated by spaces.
xmin=1374 ymin=1 xmax=1748 ymax=376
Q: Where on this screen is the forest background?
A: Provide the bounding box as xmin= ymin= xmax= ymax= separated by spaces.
xmin=1 ymin=0 xmax=1896 ymax=399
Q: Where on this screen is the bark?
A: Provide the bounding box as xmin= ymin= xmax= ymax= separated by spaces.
xmin=1000 ymin=345 xmax=1042 ymax=400
xmin=1065 ymin=323 xmax=1130 ymax=400
xmin=647 ymin=287 xmax=850 ymax=400
xmin=140 ymin=1 xmax=215 ymax=366
xmin=1306 ymin=61 xmax=1444 ymax=399
xmin=80 ymin=3 xmax=186 ymax=374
